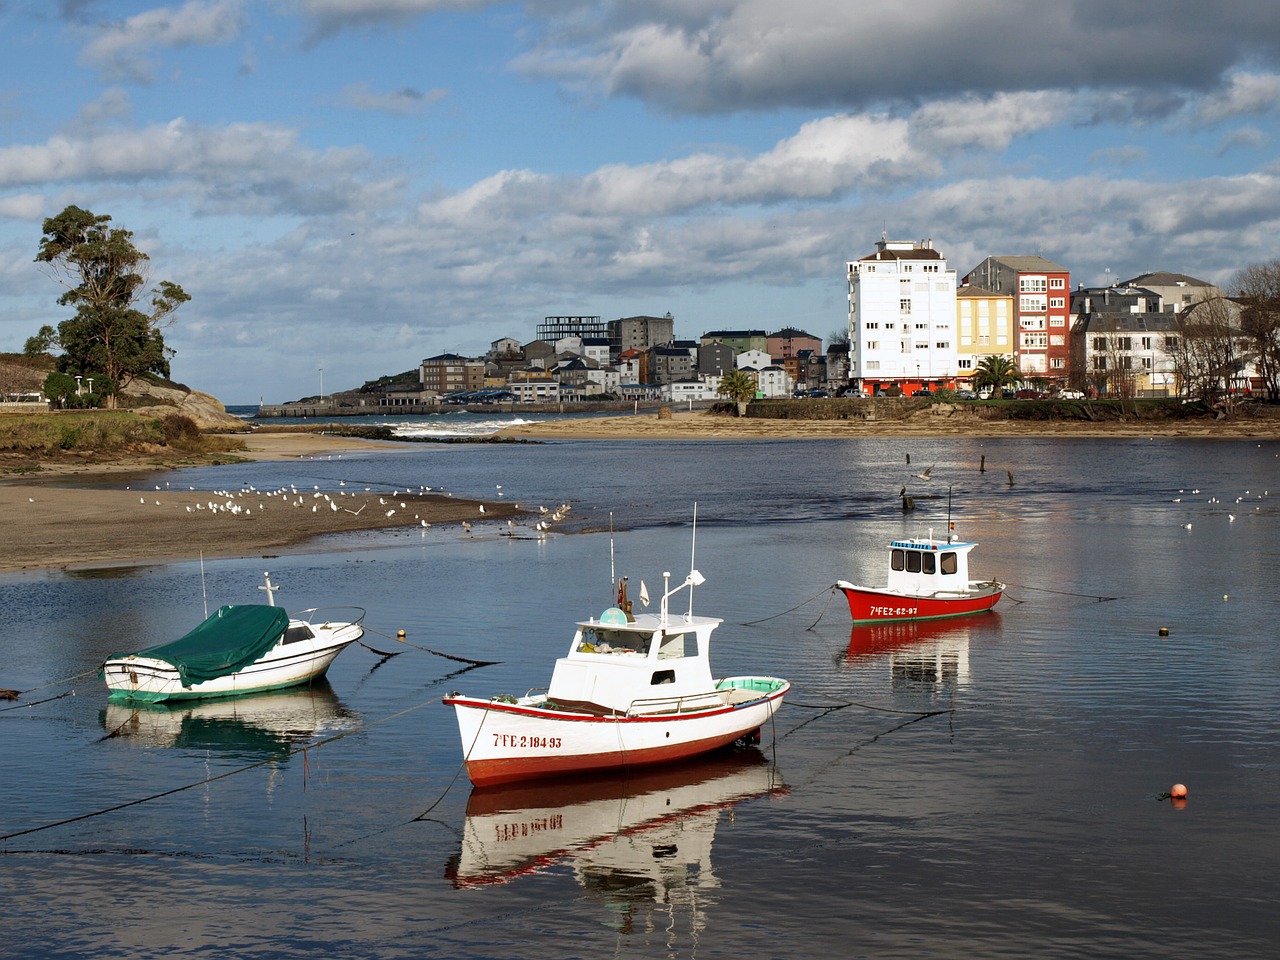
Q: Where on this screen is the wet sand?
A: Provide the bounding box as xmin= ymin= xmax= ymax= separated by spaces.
xmin=0 ymin=432 xmax=522 ymax=573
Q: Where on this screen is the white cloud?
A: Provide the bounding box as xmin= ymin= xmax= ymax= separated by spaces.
xmin=79 ymin=0 xmax=246 ymax=82
xmin=0 ymin=119 xmax=390 ymax=216
xmin=517 ymin=1 xmax=1280 ymax=116
xmin=1190 ymin=72 xmax=1280 ymax=126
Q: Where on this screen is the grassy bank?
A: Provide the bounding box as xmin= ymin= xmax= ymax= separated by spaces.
xmin=0 ymin=410 xmax=245 ymax=472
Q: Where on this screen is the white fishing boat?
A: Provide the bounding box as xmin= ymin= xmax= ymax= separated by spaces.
xmin=102 ymin=574 xmax=364 ymax=704
xmin=444 ymin=556 xmax=789 ymax=788
xmin=836 ymin=529 xmax=1004 ymax=623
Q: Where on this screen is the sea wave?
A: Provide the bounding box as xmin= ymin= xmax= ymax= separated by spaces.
xmin=388 ymin=414 xmax=541 ymax=439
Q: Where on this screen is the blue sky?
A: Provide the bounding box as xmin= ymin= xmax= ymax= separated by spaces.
xmin=3 ymin=1 xmax=1280 ymax=403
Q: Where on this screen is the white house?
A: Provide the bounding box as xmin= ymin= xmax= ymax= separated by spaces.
xmin=735 ymin=349 xmax=773 ymax=370
xmin=847 ymin=237 xmax=958 ymax=395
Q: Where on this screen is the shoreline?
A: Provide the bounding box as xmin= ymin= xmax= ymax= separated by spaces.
xmin=0 ymin=432 xmax=522 ymax=574
xmin=496 ymin=408 xmax=1280 ymax=441
xmin=5 ymin=414 xmax=1277 ymax=574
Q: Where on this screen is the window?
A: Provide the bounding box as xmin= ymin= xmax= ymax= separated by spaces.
xmin=922 ymin=553 xmax=936 ymax=575
xmin=1141 ymin=336 xmax=1152 ymax=349
xmin=936 ymin=342 xmax=949 ymax=349
xmin=1093 ymin=336 xmax=1107 ymax=351
xmin=866 ymin=341 xmax=879 ymax=351
xmin=1049 ymin=298 xmax=1065 ymax=309
xmin=1020 ymin=277 xmax=1048 ymax=293
xmin=906 ymin=551 xmax=922 ymax=573
xmin=866 ymin=322 xmax=879 ymax=330
xmin=959 ymin=358 xmax=972 ymax=369
xmin=1093 ymin=356 xmax=1107 ymax=369
xmin=1051 ymin=357 xmax=1065 ymax=368
xmin=900 ymin=298 xmax=912 ymax=313
xmin=1117 ymin=336 xmax=1131 ymax=350
xmin=1165 ymin=336 xmax=1180 ymax=349
xmin=1020 ymin=296 xmax=1047 ymax=312
xmin=1142 ymin=357 xmax=1153 ymax=369
xmin=940 ymin=552 xmax=958 ymax=575
xmin=1050 ymin=278 xmax=1065 ymax=289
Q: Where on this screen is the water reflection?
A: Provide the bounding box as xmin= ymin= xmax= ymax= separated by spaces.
xmin=98 ymin=680 xmax=360 ymax=757
xmin=842 ymin=615 xmax=996 ymax=689
xmin=446 ymin=748 xmax=787 ymax=927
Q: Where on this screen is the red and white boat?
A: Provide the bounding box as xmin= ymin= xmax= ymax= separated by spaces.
xmin=836 ymin=530 xmax=1004 ymax=623
xmin=444 ymin=567 xmax=789 ymax=788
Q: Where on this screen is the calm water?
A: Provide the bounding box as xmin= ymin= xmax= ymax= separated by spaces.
xmin=2 ymin=436 xmax=1278 ymax=958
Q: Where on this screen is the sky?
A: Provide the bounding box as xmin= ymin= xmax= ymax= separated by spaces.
xmin=3 ymin=1 xmax=1280 ymax=404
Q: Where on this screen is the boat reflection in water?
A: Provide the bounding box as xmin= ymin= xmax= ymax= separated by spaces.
xmin=99 ymin=679 xmax=360 ymax=758
xmin=842 ymin=614 xmax=1002 ymax=689
xmin=447 ymin=747 xmax=786 ymax=929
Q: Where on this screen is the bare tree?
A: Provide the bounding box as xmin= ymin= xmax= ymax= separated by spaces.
xmin=1172 ymin=295 xmax=1247 ymax=408
xmin=1232 ymin=260 xmax=1280 ymax=401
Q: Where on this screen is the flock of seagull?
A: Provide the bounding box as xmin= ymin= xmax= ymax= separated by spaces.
xmin=118 ymin=478 xmax=574 ymax=542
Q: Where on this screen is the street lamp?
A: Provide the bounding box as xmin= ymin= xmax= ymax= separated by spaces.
xmin=86 ymin=378 xmax=94 ymax=396
xmin=74 ymin=375 xmax=82 ymax=395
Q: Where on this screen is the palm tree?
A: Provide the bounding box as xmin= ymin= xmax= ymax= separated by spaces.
xmin=717 ymin=369 xmax=757 ymax=415
xmin=973 ymin=355 xmax=1019 ymax=395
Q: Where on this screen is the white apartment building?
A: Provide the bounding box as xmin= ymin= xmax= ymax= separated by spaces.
xmin=847 ymin=238 xmax=958 ymax=395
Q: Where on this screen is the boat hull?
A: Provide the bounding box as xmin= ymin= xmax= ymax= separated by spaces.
xmin=102 ymin=623 xmax=362 ymax=703
xmin=444 ymin=677 xmax=789 ymax=787
xmin=836 ymin=580 xmax=1003 ymax=623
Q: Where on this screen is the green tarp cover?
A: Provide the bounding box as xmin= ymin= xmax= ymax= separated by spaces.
xmin=112 ymin=605 xmax=289 ymax=688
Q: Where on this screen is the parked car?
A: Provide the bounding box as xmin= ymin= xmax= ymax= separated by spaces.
xmin=1015 ymin=389 xmax=1046 ymax=400
xmin=1057 ymin=389 xmax=1085 ymax=400
xmin=956 ymin=389 xmax=977 ymax=400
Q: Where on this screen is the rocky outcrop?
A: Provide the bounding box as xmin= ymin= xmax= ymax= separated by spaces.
xmin=123 ymin=381 xmax=248 ymax=430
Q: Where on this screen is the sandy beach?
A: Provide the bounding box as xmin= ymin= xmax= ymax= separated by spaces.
xmin=4 ymin=411 xmax=1276 ymax=573
xmin=0 ymin=432 xmax=522 ymax=573
xmin=497 ymin=407 xmax=1280 ymax=441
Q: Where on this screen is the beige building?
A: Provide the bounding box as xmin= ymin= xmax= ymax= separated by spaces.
xmin=955 ymin=285 xmax=1014 ymax=386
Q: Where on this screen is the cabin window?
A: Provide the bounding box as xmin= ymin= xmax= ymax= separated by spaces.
xmin=578 ymin=627 xmax=647 ymax=655
xmin=891 ymin=549 xmax=905 ymax=571
xmin=941 ymin=552 xmax=958 ymax=575
xmin=906 ymin=551 xmax=922 ymax=573
xmin=922 ymin=553 xmax=936 ymax=575
xmin=283 ymin=625 xmax=314 ymax=645
xmin=657 ymin=631 xmax=696 ymax=659
xmin=651 ymin=669 xmax=676 ymax=685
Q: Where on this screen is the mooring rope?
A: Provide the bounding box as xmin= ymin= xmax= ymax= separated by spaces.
xmin=0 ymin=692 xmax=449 ymax=845
xmin=1002 ymin=582 xmax=1120 ymax=602
xmin=361 ymin=625 xmax=501 ymax=666
xmin=0 ymin=689 xmax=77 ymax=715
xmin=740 ymin=585 xmax=837 ymax=627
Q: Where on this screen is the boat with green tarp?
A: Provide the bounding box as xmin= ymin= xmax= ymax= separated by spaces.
xmin=102 ymin=574 xmax=365 ymax=703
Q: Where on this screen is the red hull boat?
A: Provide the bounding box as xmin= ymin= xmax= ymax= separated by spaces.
xmin=837 ymin=532 xmax=1004 ymax=623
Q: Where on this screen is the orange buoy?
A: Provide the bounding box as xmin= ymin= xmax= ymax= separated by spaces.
xmin=1170 ymin=783 xmax=1188 ymax=799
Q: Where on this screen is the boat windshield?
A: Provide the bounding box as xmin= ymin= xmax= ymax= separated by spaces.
xmin=657 ymin=631 xmax=697 ymax=660
xmin=577 ymin=626 xmax=649 ymax=655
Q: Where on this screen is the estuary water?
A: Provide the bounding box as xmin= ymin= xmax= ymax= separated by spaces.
xmin=2 ymin=434 xmax=1278 ymax=958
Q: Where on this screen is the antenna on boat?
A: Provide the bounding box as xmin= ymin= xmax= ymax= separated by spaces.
xmin=259 ymin=572 xmax=280 ymax=607
xmin=689 ymin=502 xmax=699 ymax=617
xmin=200 ymin=550 xmax=208 ymax=618
xmin=947 ymin=486 xmax=955 ymax=541
xmin=609 ymin=511 xmax=616 ymax=597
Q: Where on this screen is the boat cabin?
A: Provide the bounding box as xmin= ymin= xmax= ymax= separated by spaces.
xmin=546 ymin=608 xmax=720 ymax=715
xmin=884 ymin=536 xmax=977 ymax=596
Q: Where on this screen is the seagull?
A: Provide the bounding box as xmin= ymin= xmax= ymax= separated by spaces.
xmin=479 ymin=505 xmax=486 ymax=514
xmin=913 ymin=466 xmax=933 ymax=481
xmin=461 ymin=521 xmax=473 ymax=535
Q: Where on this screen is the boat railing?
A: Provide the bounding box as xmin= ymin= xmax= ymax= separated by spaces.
xmin=293 ymin=606 xmax=367 ymax=627
xmin=624 ymin=692 xmax=719 ymax=717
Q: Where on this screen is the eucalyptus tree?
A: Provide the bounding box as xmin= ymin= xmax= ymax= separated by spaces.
xmin=29 ymin=206 xmax=189 ymax=407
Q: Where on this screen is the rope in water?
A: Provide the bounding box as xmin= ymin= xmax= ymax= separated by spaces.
xmin=0 ymin=686 xmax=465 ymax=845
